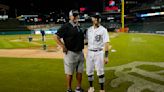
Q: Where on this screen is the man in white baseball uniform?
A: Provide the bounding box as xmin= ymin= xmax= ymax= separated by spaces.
xmin=85 ymin=12 xmax=110 ymax=92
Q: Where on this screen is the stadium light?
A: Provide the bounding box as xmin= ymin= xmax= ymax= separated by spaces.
xmin=160 ymin=12 xmax=164 ymax=15
xmin=140 ymin=12 xmax=164 ymax=17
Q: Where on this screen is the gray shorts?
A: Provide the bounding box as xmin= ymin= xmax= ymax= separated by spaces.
xmin=64 ymin=50 xmax=84 ymax=75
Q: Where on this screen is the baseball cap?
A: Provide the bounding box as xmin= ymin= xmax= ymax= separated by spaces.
xmin=91 ymin=12 xmax=101 ymax=19
xmin=69 ymin=9 xmax=79 ymax=17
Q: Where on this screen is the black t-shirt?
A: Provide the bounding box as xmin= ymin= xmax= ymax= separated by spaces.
xmin=56 ymin=23 xmax=84 ymax=52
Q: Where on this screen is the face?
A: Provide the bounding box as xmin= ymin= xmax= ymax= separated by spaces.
xmin=91 ymin=17 xmax=99 ymax=25
xmin=69 ymin=15 xmax=79 ymax=23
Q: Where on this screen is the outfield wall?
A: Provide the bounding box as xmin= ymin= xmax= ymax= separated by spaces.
xmin=0 ymin=30 xmax=33 ymax=35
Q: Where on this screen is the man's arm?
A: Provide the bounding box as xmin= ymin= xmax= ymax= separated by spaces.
xmin=84 ymin=28 xmax=88 ymax=45
xmin=54 ymin=35 xmax=67 ymax=53
xmin=104 ymin=42 xmax=110 ymax=64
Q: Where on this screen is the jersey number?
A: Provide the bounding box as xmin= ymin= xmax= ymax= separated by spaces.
xmin=95 ymin=35 xmax=102 ymax=42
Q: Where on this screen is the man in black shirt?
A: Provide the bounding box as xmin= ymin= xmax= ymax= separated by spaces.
xmin=54 ymin=9 xmax=84 ymax=92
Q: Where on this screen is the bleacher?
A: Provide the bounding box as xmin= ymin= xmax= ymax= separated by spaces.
xmin=0 ymin=18 xmax=31 ymax=35
xmin=80 ymin=22 xmax=92 ymax=30
xmin=128 ymin=22 xmax=164 ymax=33
xmin=130 ymin=0 xmax=164 ymax=12
xmin=80 ymin=22 xmax=121 ymax=32
xmin=0 ymin=18 xmax=29 ymax=31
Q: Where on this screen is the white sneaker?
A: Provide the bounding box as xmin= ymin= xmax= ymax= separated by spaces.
xmin=75 ymin=88 xmax=84 ymax=92
xmin=88 ymin=87 xmax=95 ymax=92
xmin=99 ymin=90 xmax=105 ymax=92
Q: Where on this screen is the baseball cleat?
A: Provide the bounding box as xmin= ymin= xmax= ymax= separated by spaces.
xmin=66 ymin=89 xmax=73 ymax=92
xmin=75 ymin=88 xmax=84 ymax=92
xmin=88 ymin=87 xmax=95 ymax=92
xmin=99 ymin=90 xmax=105 ymax=92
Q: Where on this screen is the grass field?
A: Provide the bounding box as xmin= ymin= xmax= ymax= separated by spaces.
xmin=0 ymin=33 xmax=164 ymax=92
xmin=0 ymin=34 xmax=56 ymax=49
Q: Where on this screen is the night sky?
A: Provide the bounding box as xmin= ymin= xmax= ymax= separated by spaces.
xmin=0 ymin=0 xmax=151 ymax=17
xmin=0 ymin=0 xmax=105 ymax=14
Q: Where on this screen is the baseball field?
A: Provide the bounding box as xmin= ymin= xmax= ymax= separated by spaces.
xmin=0 ymin=33 xmax=164 ymax=92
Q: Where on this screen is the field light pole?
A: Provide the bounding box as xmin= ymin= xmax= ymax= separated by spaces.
xmin=121 ymin=0 xmax=125 ymax=32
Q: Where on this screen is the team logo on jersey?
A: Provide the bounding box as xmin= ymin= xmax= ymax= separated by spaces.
xmin=95 ymin=35 xmax=102 ymax=42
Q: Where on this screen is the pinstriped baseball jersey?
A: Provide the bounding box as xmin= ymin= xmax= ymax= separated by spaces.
xmin=86 ymin=25 xmax=110 ymax=50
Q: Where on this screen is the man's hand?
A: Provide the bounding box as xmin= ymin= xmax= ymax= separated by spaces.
xmin=54 ymin=35 xmax=67 ymax=54
xmin=62 ymin=46 xmax=68 ymax=54
xmin=104 ymin=57 xmax=109 ymax=64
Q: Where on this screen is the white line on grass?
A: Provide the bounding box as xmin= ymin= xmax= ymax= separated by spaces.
xmin=85 ymin=61 xmax=164 ymax=92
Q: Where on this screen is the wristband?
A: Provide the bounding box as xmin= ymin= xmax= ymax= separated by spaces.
xmin=105 ymin=51 xmax=109 ymax=58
